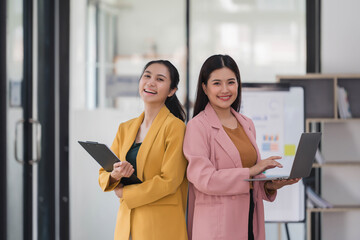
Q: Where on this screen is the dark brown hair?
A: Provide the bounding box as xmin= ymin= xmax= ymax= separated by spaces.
xmin=142 ymin=60 xmax=186 ymax=122
xmin=192 ymin=54 xmax=242 ymax=118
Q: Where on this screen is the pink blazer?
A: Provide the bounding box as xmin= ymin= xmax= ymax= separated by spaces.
xmin=183 ymin=103 xmax=276 ymax=240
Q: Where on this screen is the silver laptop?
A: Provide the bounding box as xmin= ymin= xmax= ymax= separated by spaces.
xmin=245 ymin=132 xmax=321 ymax=181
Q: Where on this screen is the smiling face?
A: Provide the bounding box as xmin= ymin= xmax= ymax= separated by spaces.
xmin=202 ymin=67 xmax=238 ymax=112
xmin=139 ymin=63 xmax=176 ymax=105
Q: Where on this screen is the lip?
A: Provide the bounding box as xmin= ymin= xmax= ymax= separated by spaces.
xmin=144 ymin=89 xmax=157 ymax=95
xmin=217 ymin=95 xmax=232 ymax=101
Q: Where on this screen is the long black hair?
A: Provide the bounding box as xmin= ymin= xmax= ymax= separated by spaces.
xmin=192 ymin=54 xmax=242 ymax=118
xmin=142 ymin=60 xmax=186 ymax=122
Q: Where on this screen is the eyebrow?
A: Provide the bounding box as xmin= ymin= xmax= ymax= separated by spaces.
xmin=210 ymin=78 xmax=236 ymax=82
xmin=144 ymin=70 xmax=168 ymax=79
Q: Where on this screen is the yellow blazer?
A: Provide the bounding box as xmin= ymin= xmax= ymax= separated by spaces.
xmin=99 ymin=106 xmax=188 ymax=240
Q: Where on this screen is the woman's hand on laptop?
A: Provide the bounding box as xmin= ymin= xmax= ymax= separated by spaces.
xmin=249 ymin=156 xmax=283 ymax=177
xmin=265 ymin=178 xmax=301 ymax=190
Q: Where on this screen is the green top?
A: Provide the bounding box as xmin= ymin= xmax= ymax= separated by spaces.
xmin=125 ymin=141 xmax=142 ymax=177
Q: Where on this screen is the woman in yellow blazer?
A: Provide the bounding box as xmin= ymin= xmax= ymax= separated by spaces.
xmin=99 ymin=60 xmax=188 ymax=240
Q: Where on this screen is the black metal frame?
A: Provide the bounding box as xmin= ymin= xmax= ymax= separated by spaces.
xmin=37 ymin=0 xmax=56 ymax=238
xmin=306 ymin=0 xmax=321 ymax=73
xmin=59 ymin=0 xmax=70 ymax=238
xmin=0 ymin=0 xmax=7 ymax=239
xmin=35 ymin=0 xmax=70 ymax=238
xmin=23 ymin=0 xmax=34 ymax=239
xmin=35 ymin=0 xmax=71 ymax=238
xmin=306 ymin=1 xmax=322 ymax=239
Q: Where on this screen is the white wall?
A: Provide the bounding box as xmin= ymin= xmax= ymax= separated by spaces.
xmin=322 ymin=0 xmax=360 ymax=73
xmin=69 ymin=109 xmax=141 ymax=240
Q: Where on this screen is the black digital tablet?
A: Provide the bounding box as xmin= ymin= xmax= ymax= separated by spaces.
xmin=78 ymin=141 xmax=142 ymax=186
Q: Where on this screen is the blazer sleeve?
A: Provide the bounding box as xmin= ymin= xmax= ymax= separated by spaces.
xmin=247 ymin=118 xmax=277 ymax=202
xmin=98 ymin=124 xmax=122 ymax=192
xmin=253 ymin=176 xmax=276 ymax=202
xmin=122 ymin=121 xmax=187 ymax=209
xmin=183 ymin=119 xmax=251 ymax=196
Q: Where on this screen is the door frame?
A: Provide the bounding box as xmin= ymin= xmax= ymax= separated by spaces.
xmin=37 ymin=0 xmax=70 ymax=238
xmin=23 ymin=0 xmax=34 ymax=238
xmin=0 ymin=0 xmax=7 ymax=239
xmin=58 ymin=0 xmax=70 ymax=238
xmin=1 ymin=0 xmax=70 ymax=239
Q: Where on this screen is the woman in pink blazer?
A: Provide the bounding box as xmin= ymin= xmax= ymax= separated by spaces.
xmin=183 ymin=55 xmax=299 ymax=240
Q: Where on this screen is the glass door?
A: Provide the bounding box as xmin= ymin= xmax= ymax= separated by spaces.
xmin=6 ymin=0 xmax=41 ymax=239
xmin=3 ymin=0 xmax=70 ymax=239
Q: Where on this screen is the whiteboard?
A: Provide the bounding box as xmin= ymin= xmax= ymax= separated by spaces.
xmin=240 ymin=84 xmax=305 ymax=222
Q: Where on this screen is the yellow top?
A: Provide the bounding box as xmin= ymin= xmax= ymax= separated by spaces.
xmin=99 ymin=106 xmax=188 ymax=240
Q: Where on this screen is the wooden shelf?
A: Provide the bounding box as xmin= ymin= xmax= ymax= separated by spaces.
xmin=277 ymin=74 xmax=360 ymax=80
xmin=307 ymin=206 xmax=360 ymax=212
xmin=307 ymin=118 xmax=360 ymax=123
xmin=313 ymin=162 xmax=360 ymax=168
xmin=306 ymin=205 xmax=360 ymax=240
xmin=306 ymin=118 xmax=360 ymax=132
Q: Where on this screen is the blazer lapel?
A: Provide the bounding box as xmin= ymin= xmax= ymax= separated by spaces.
xmin=204 ymin=104 xmax=242 ymax=168
xmin=136 ymin=106 xmax=170 ymax=181
xmin=214 ymin=129 xmax=242 ymax=168
xmin=119 ymin=112 xmax=144 ymax=162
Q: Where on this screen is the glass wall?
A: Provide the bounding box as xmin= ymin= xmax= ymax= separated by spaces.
xmin=82 ymin=0 xmax=306 ymax=115
xmin=189 ymin=0 xmax=306 ymax=109
xmin=85 ymin=0 xmax=187 ymax=110
xmin=6 ymin=0 xmax=24 ymax=239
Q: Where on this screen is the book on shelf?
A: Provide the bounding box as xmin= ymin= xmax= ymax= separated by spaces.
xmin=306 ymin=186 xmax=333 ymax=208
xmin=337 ymin=86 xmax=352 ymax=119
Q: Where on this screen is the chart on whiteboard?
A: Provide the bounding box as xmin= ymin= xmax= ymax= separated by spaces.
xmin=241 ymin=91 xmax=292 ymax=176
